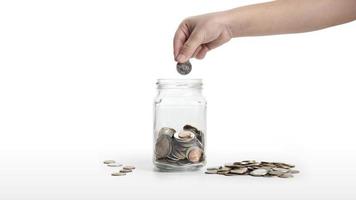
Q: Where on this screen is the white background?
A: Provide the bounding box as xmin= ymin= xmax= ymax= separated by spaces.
xmin=1 ymin=0 xmax=355 ymax=199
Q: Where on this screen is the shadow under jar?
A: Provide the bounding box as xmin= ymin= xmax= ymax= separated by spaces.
xmin=153 ymin=79 xmax=207 ymax=171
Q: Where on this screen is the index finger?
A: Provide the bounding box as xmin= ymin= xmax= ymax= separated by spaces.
xmin=173 ymin=23 xmax=189 ymax=60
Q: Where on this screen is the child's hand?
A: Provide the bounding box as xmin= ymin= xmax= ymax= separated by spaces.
xmin=174 ymin=12 xmax=232 ymax=63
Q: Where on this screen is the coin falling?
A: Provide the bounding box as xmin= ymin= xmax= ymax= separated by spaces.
xmin=176 ymin=60 xmax=192 ymax=75
xmin=205 ymin=160 xmax=299 ymax=178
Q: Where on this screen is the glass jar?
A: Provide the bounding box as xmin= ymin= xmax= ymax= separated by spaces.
xmin=153 ymin=79 xmax=207 ymax=171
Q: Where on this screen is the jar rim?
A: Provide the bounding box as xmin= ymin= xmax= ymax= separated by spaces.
xmin=157 ymin=79 xmax=203 ymax=89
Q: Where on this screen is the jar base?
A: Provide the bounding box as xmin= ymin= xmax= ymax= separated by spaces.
xmin=153 ymin=160 xmax=206 ymax=172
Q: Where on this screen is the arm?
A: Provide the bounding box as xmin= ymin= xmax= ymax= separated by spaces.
xmin=227 ymin=0 xmax=356 ymax=37
xmin=174 ymin=0 xmax=356 ymax=63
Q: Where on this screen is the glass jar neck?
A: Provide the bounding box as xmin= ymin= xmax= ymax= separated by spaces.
xmin=157 ymin=79 xmax=202 ymax=89
xmin=156 ymin=79 xmax=203 ymax=96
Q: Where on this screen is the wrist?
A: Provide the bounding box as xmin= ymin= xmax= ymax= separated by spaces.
xmin=221 ymin=8 xmax=247 ymax=38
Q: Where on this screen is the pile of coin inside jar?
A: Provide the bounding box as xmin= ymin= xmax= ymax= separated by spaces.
xmin=154 ymin=124 xmax=205 ymax=166
xmin=205 ymin=160 xmax=299 ymax=178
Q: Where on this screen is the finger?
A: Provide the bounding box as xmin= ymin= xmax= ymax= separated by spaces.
xmin=195 ymin=45 xmax=209 ymax=59
xmin=176 ymin=30 xmax=203 ymax=63
xmin=204 ymin=33 xmax=231 ymax=50
xmin=192 ymin=45 xmax=203 ymax=58
xmin=173 ymin=23 xmax=189 ymax=60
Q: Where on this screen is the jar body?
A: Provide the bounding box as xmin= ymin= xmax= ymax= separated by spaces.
xmin=153 ymin=79 xmax=207 ymax=171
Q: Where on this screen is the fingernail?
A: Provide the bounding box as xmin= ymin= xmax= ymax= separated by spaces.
xmin=176 ymin=54 xmax=186 ymax=63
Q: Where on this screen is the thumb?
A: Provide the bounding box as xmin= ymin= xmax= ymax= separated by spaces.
xmin=176 ymin=30 xmax=203 ymax=63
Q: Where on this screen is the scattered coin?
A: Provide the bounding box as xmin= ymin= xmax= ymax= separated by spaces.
xmin=279 ymin=173 xmax=294 ymax=178
xmin=268 ymin=170 xmax=284 ymax=176
xmin=230 ymin=168 xmax=248 ymax=175
xmin=176 ymin=60 xmax=192 ymax=75
xmin=207 ymin=167 xmax=219 ymax=171
xmin=103 ymin=160 xmax=116 ymax=164
xmin=218 ymin=167 xmax=231 ymax=172
xmin=123 ymin=166 xmax=136 ymax=170
xmin=225 ymin=173 xmax=239 ymax=176
xmin=250 ymin=168 xmax=269 ymax=176
xmin=205 ymin=170 xmax=218 ymax=174
xmin=217 ymin=171 xmax=229 ymax=175
xmin=120 ymin=169 xmax=132 ymax=173
xmin=104 ymin=161 xmax=136 ymax=176
xmin=111 ymin=172 xmax=126 ymax=176
xmin=107 ymin=164 xmax=123 ymax=167
xmin=205 ymin=160 xmax=299 ymax=178
xmin=272 ymin=167 xmax=290 ymax=173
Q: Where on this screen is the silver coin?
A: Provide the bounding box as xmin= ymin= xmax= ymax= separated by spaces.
xmin=174 ymin=131 xmax=195 ymax=142
xmin=250 ymin=168 xmax=269 ymax=176
xmin=225 ymin=173 xmax=239 ymax=176
xmin=290 ymin=169 xmax=300 ymax=174
xmin=279 ymin=173 xmax=294 ymax=178
xmin=224 ymin=163 xmax=236 ymax=168
xmin=107 ymin=164 xmax=122 ymax=167
xmin=176 ymin=60 xmax=192 ymax=75
xmin=158 ymin=127 xmax=176 ymax=137
xmin=123 ymin=166 xmax=136 ymax=170
xmin=103 ymin=160 xmax=116 ymax=164
xmin=207 ymin=167 xmax=219 ymax=171
xmin=155 ymin=134 xmax=173 ymax=159
xmin=272 ymin=167 xmax=290 ymax=173
xmin=230 ymin=167 xmax=248 ymax=175
xmin=111 ymin=172 xmax=126 ymax=176
xmin=183 ymin=124 xmax=204 ymax=142
xmin=120 ymin=169 xmax=132 ymax=173
xmin=205 ymin=170 xmax=218 ymax=174
xmin=205 ymin=160 xmax=299 ymax=178
xmin=268 ymin=170 xmax=284 ymax=176
xmin=218 ymin=167 xmax=231 ymax=172
xmin=217 ymin=171 xmax=230 ymax=175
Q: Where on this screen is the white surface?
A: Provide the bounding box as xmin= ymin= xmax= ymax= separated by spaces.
xmin=1 ymin=0 xmax=356 ymax=199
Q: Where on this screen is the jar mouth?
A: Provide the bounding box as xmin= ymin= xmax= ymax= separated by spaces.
xmin=157 ymin=79 xmax=203 ymax=89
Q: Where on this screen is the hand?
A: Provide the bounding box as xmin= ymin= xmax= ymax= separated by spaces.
xmin=174 ymin=12 xmax=233 ymax=63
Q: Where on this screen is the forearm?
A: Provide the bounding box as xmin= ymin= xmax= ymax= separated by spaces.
xmin=224 ymin=0 xmax=356 ymax=37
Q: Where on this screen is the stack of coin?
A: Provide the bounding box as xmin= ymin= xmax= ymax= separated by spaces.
xmin=155 ymin=124 xmax=205 ymax=166
xmin=205 ymin=160 xmax=299 ymax=178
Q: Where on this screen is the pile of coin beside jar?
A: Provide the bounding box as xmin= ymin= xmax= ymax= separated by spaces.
xmin=154 ymin=124 xmax=205 ymax=166
xmin=103 ymin=160 xmax=136 ymax=176
xmin=205 ymin=160 xmax=299 ymax=178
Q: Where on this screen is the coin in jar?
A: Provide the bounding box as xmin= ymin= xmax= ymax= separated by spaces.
xmin=155 ymin=134 xmax=173 ymax=159
xmin=186 ymin=147 xmax=203 ymax=163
